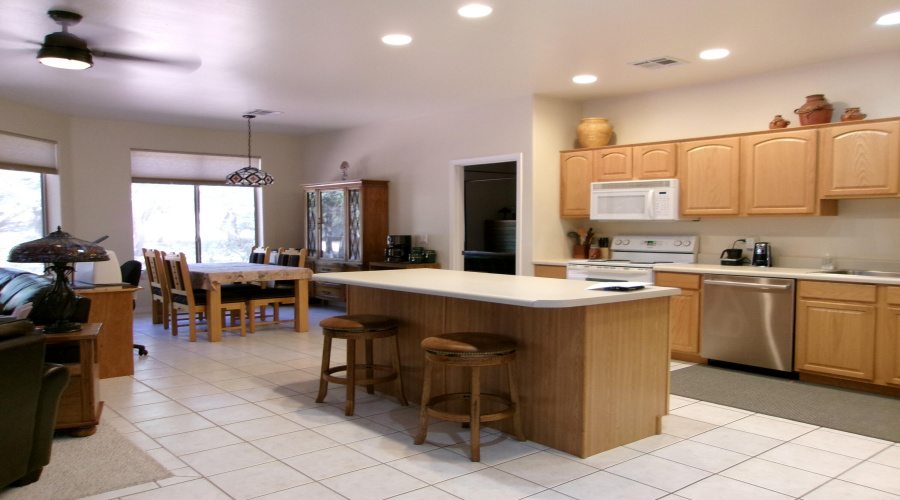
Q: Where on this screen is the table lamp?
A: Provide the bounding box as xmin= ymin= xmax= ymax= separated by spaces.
xmin=7 ymin=226 xmax=108 ymax=333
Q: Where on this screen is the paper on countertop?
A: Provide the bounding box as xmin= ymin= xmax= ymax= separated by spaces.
xmin=586 ymin=281 xmax=652 ymax=291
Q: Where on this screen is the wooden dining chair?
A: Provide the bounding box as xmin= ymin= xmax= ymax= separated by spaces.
xmin=163 ymin=252 xmax=248 ymax=342
xmin=142 ymin=248 xmax=172 ymax=329
xmin=246 ymin=247 xmax=307 ymax=333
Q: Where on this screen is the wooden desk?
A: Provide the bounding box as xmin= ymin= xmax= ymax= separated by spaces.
xmin=188 ymin=263 xmax=312 ymax=342
xmin=43 ymin=323 xmax=103 ymax=437
xmin=74 ymin=284 xmax=139 ymax=379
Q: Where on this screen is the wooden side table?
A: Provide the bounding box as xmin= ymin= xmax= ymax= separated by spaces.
xmin=74 ymin=284 xmax=139 ymax=378
xmin=42 ymin=323 xmax=103 ymax=437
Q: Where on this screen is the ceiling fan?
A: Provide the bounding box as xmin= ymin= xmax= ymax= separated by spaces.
xmin=36 ymin=9 xmax=199 ymax=71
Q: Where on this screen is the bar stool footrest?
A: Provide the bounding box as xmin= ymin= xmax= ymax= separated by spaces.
xmin=323 ymin=364 xmax=399 ymax=387
xmin=424 ymin=393 xmax=516 ymax=423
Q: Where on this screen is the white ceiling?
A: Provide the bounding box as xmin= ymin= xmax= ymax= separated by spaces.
xmin=1 ymin=0 xmax=899 ymax=136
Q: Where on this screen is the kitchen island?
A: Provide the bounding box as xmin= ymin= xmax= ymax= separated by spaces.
xmin=312 ymin=269 xmax=679 ymax=458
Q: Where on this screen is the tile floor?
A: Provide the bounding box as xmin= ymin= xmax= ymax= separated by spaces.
xmin=82 ymin=305 xmax=900 ymax=500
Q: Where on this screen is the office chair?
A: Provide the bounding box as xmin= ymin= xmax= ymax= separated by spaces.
xmin=120 ymin=260 xmax=147 ymax=356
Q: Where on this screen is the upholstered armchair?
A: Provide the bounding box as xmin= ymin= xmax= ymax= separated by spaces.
xmin=0 ymin=318 xmax=70 ymax=488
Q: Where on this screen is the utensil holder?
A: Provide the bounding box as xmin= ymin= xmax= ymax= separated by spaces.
xmin=573 ymin=245 xmax=588 ymax=259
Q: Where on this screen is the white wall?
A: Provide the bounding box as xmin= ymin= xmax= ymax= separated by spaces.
xmin=548 ymin=51 xmax=900 ymax=270
xmin=297 ymin=95 xmax=534 ymax=272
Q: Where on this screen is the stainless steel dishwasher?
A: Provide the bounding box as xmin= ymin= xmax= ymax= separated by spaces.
xmin=701 ymin=275 xmax=796 ymax=372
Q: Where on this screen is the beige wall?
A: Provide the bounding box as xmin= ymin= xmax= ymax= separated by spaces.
xmin=544 ymin=51 xmax=900 ymax=270
xmin=297 ymin=95 xmax=534 ymax=272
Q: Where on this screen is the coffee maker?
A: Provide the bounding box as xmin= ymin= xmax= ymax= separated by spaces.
xmin=751 ymin=242 xmax=773 ymax=267
xmin=385 ymin=235 xmax=412 ymax=263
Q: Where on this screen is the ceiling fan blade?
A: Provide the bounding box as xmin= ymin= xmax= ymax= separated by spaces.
xmin=91 ymin=49 xmax=201 ymax=72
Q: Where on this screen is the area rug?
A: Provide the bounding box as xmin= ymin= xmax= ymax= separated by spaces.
xmin=671 ymin=364 xmax=900 ymax=443
xmin=0 ymin=424 xmax=172 ymax=500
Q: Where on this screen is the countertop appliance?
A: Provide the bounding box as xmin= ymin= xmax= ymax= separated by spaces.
xmin=702 ymin=275 xmax=796 ymax=373
xmin=719 ymin=248 xmax=743 ymax=266
xmin=566 ymin=235 xmax=697 ymax=283
xmin=751 ymin=242 xmax=773 ymax=267
xmin=385 ymin=235 xmax=411 ymax=263
xmin=590 ymin=179 xmax=680 ymax=221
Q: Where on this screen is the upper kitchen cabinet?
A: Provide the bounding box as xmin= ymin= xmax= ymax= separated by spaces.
xmin=819 ymin=118 xmax=900 ymax=198
xmin=560 ymin=150 xmax=594 ymax=218
xmin=633 ymin=143 xmax=677 ymax=179
xmin=594 ymin=147 xmax=632 ymax=181
xmin=303 ymin=179 xmax=389 ymax=265
xmin=678 ymin=137 xmax=741 ymax=216
xmin=741 ymin=129 xmax=835 ymax=216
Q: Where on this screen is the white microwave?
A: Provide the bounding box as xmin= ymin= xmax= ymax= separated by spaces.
xmin=590 ymin=178 xmax=680 ymax=221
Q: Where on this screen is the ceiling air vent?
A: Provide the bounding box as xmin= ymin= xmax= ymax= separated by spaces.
xmin=629 ymin=57 xmax=687 ymax=70
xmin=244 ymin=109 xmax=283 ymax=116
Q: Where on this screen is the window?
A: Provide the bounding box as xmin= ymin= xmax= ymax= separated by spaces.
xmin=130 ymin=150 xmax=261 ymax=263
xmin=0 ymin=131 xmax=58 ymax=272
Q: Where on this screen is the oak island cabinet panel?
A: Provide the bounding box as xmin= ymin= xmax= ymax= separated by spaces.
xmin=594 ymin=147 xmax=633 ymax=182
xmin=533 ymin=264 xmax=567 ymax=279
xmin=633 ymin=142 xmax=677 ymax=179
xmin=560 ymin=150 xmax=595 ymax=218
xmin=303 ymin=179 xmax=389 ymax=301
xmin=741 ymin=129 xmax=820 ymax=215
xmin=819 ymin=119 xmax=900 ymax=198
xmin=655 ymin=272 xmax=702 ymax=360
xmin=678 ymin=137 xmax=741 ymax=216
xmin=795 ymin=280 xmax=877 ymax=382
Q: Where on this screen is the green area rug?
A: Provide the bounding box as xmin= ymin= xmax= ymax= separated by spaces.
xmin=0 ymin=424 xmax=172 ymax=500
xmin=671 ymin=365 xmax=900 ymax=443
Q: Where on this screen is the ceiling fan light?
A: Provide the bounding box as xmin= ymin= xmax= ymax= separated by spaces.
xmin=38 ymin=33 xmax=93 ymax=70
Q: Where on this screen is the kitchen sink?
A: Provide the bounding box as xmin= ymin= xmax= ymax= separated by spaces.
xmin=811 ymin=269 xmax=900 ymax=279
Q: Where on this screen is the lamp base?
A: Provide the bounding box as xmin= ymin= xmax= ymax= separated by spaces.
xmin=43 ymin=320 xmax=83 ymax=334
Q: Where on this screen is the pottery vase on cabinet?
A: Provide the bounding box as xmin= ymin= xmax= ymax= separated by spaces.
xmin=769 ymin=115 xmax=790 ymax=129
xmin=840 ymin=107 xmax=867 ymax=122
xmin=794 ymin=94 xmax=834 ymax=125
xmin=576 ymin=118 xmax=613 ymax=148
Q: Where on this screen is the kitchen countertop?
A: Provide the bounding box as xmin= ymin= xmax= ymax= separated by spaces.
xmin=654 ymin=263 xmax=900 ymax=285
xmin=313 ymin=268 xmax=679 ymax=308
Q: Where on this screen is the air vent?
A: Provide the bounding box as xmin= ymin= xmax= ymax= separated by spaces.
xmin=244 ymin=109 xmax=283 ymax=116
xmin=629 ymin=57 xmax=687 ymax=70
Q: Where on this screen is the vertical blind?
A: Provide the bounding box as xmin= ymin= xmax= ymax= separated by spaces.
xmin=0 ymin=130 xmax=58 ymax=174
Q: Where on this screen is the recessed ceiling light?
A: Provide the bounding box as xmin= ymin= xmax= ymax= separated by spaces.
xmin=876 ymin=11 xmax=900 ymax=25
xmin=382 ymin=34 xmax=412 ymax=46
xmin=573 ymin=75 xmax=598 ymax=84
xmin=699 ymin=48 xmax=729 ymax=60
xmin=458 ymin=4 xmax=493 ymax=18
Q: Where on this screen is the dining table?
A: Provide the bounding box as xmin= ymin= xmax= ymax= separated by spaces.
xmin=187 ymin=262 xmax=313 ymax=342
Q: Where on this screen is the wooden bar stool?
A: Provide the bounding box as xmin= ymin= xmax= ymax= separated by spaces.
xmin=316 ymin=314 xmax=408 ymax=416
xmin=414 ymin=332 xmax=525 ymax=461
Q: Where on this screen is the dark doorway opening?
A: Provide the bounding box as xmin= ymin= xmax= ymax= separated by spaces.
xmin=463 ymin=162 xmax=516 ymax=275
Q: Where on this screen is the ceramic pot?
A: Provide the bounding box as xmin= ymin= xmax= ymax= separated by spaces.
xmin=794 ymin=94 xmax=834 ymax=126
xmin=840 ymin=107 xmax=867 ymax=122
xmin=576 ymin=118 xmax=613 ymax=148
xmin=769 ymin=115 xmax=790 ymax=129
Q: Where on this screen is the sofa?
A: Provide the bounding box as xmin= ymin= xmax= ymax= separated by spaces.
xmin=0 ymin=318 xmax=70 ymax=487
xmin=0 ymin=268 xmax=91 ymax=325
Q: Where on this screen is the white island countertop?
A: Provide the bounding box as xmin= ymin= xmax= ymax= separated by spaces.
xmin=313 ymin=268 xmax=679 ymax=308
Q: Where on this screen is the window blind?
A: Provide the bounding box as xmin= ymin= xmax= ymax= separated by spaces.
xmin=0 ymin=130 xmax=58 ymax=174
xmin=131 ymin=149 xmax=261 ymax=184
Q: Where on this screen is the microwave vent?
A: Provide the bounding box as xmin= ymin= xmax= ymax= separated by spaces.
xmin=629 ymin=57 xmax=686 ymax=70
xmin=594 ymin=179 xmax=676 ymax=190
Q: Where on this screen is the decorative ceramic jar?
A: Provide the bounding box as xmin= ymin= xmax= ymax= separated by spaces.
xmin=769 ymin=115 xmax=790 ymax=129
xmin=794 ymin=94 xmax=834 ymax=126
xmin=576 ymin=118 xmax=613 ymax=148
xmin=840 ymin=107 xmax=867 ymax=122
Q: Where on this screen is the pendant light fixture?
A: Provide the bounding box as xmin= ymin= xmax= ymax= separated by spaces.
xmin=226 ymin=114 xmax=274 ymax=186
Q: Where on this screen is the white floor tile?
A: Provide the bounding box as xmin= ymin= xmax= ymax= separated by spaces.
xmin=346 ymin=431 xmax=437 ymax=462
xmin=251 ymin=429 xmax=342 ymax=459
xmin=198 ymin=402 xmax=276 ymax=425
xmin=553 ymin=470 xmax=667 ymax=500
xmin=688 ymin=427 xmax=784 ymax=456
xmin=675 ymin=474 xmax=793 ymax=500
xmin=280 ymin=404 xmax=360 ymax=428
xmin=443 ymin=433 xmax=541 ymax=466
xmin=758 ymin=442 xmax=863 ymax=477
xmin=254 ymin=481 xmax=348 ymax=499
xmin=606 ymin=454 xmax=711 ymax=492
xmin=871 ymin=445 xmax=900 ymax=468
xmin=803 ymin=478 xmax=900 ymax=500
xmin=179 ymin=442 xmax=276 ymax=476
xmin=493 ymin=450 xmax=597 ymax=487
xmin=791 ymin=428 xmax=893 ymax=460
xmin=719 ymin=457 xmax=831 ymax=497
xmin=651 ymin=439 xmax=751 ymax=473
xmin=208 ymin=461 xmax=313 ymax=500
xmin=661 ymin=414 xmax=718 ymax=439
xmin=433 ymin=467 xmax=544 ymax=500
xmin=156 ymin=426 xmax=244 ymax=456
xmin=670 ymin=402 xmax=753 ymax=426
xmin=282 ymin=445 xmax=381 ymax=480
xmin=134 ymin=413 xmax=216 ymax=438
xmin=177 ymin=392 xmax=249 ymax=412
xmin=320 ymin=463 xmax=428 ymax=500
xmin=838 ymin=461 xmax=900 ymax=495
xmin=725 ymin=415 xmax=818 ymax=441
xmin=559 ymin=445 xmax=644 ymax=469
xmin=623 ymin=433 xmax=684 ymax=453
xmin=312 ymin=419 xmax=397 ymax=444
xmin=120 ymin=478 xmax=231 ymax=500
xmin=221 ymin=414 xmax=306 ymax=441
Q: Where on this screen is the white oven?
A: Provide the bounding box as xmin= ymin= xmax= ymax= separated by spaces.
xmin=566 ymin=235 xmax=697 ymax=284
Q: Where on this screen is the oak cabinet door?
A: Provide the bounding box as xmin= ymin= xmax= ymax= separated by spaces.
xmin=795 ymin=298 xmax=876 ymax=381
xmin=741 ymin=130 xmax=817 ymax=215
xmin=560 ymin=150 xmax=594 ymax=217
xmin=819 ymin=120 xmax=900 ymax=198
xmin=634 ymin=143 xmax=677 ymax=179
xmin=655 ymin=272 xmax=701 ymax=355
xmin=594 ymin=147 xmax=633 ymax=181
xmin=678 ymin=138 xmax=741 ymax=216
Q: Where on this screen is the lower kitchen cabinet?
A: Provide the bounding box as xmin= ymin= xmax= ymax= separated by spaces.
xmin=534 ymin=264 xmax=567 ymax=279
xmin=795 ymin=280 xmax=877 ymax=382
xmin=655 ymin=272 xmax=703 ymax=361
xmin=877 ymin=286 xmax=900 ymax=387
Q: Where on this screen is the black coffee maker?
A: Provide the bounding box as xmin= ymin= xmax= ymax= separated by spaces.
xmin=385 ymin=235 xmax=412 ymax=263
xmin=751 ymin=242 xmax=773 ymax=267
